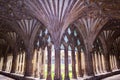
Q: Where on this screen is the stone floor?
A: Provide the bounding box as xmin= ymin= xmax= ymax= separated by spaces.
xmin=102 ymin=74 xmax=120 ymax=80
xmin=0 ymin=75 xmax=14 ymax=80
xmin=0 ymin=74 xmax=120 ymax=80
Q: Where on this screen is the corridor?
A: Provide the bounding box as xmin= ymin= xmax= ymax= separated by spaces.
xmin=0 ymin=0 xmax=120 ymax=80
xmin=0 ymin=75 xmax=14 ymax=80
xmin=0 ymin=74 xmax=120 ymax=80
xmin=102 ymin=74 xmax=120 ymax=80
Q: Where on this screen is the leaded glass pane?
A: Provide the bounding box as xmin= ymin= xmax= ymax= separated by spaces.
xmin=64 ymin=35 xmax=68 ymax=43
xmin=68 ymin=28 xmax=71 ymax=34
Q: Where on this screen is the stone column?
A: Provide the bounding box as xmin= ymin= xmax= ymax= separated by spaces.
xmin=21 ymin=53 xmax=24 ymax=74
xmin=114 ymin=55 xmax=117 ymax=69
xmin=98 ymin=52 xmax=102 ymax=73
xmin=104 ymin=53 xmax=111 ymax=72
xmin=2 ymin=46 xmax=9 ymax=71
xmin=77 ymin=50 xmax=83 ymax=77
xmin=20 ymin=53 xmax=23 ymax=74
xmin=34 ymin=49 xmax=38 ymax=77
xmin=113 ymin=55 xmax=115 ymax=69
xmin=84 ymin=50 xmax=94 ymax=76
xmin=18 ymin=54 xmax=21 ymax=73
xmin=16 ymin=53 xmax=19 ymax=73
xmin=109 ymin=55 xmax=112 ymax=70
xmin=40 ymin=48 xmax=45 ymax=79
xmin=47 ymin=46 xmax=52 ymax=80
xmin=11 ymin=48 xmax=18 ymax=73
xmin=92 ymin=52 xmax=97 ymax=74
xmin=71 ymin=48 xmax=77 ymax=79
xmin=2 ymin=54 xmax=7 ymax=71
xmin=116 ymin=52 xmax=120 ymax=69
xmin=22 ymin=52 xmax=25 ymax=74
xmin=64 ymin=46 xmax=70 ymax=80
xmin=111 ymin=55 xmax=114 ymax=70
xmin=54 ymin=47 xmax=61 ymax=80
xmin=0 ymin=54 xmax=2 ymax=70
xmin=99 ymin=53 xmax=104 ymax=73
xmin=101 ymin=54 xmax=105 ymax=72
xmin=97 ymin=52 xmax=100 ymax=73
xmin=94 ymin=52 xmax=98 ymax=74
xmin=99 ymin=53 xmax=103 ymax=73
xmin=24 ymin=46 xmax=34 ymax=77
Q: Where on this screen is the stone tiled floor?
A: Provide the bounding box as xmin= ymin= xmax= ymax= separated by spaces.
xmin=102 ymin=74 xmax=120 ymax=80
xmin=0 ymin=75 xmax=14 ymax=80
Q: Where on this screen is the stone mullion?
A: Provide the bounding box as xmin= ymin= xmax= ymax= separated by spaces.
xmin=22 ymin=52 xmax=25 ymax=74
xmin=112 ymin=55 xmax=114 ymax=70
xmin=6 ymin=55 xmax=8 ymax=72
xmin=98 ymin=52 xmax=102 ymax=73
xmin=113 ymin=54 xmax=116 ymax=69
xmin=11 ymin=48 xmax=18 ymax=73
xmin=114 ymin=55 xmax=116 ymax=70
xmin=18 ymin=54 xmax=21 ymax=73
xmin=0 ymin=57 xmax=1 ymax=70
xmin=94 ymin=52 xmax=98 ymax=74
xmin=99 ymin=52 xmax=103 ymax=73
xmin=2 ymin=54 xmax=7 ymax=71
xmin=38 ymin=48 xmax=42 ymax=77
xmin=0 ymin=55 xmax=3 ymax=70
xmin=96 ymin=53 xmax=99 ymax=73
xmin=19 ymin=53 xmax=21 ymax=73
xmin=71 ymin=48 xmax=77 ymax=79
xmin=46 ymin=46 xmax=52 ymax=80
xmin=111 ymin=54 xmax=113 ymax=70
xmin=113 ymin=55 xmax=115 ymax=70
xmin=2 ymin=46 xmax=9 ymax=71
xmin=112 ymin=52 xmax=114 ymax=69
xmin=104 ymin=53 xmax=111 ymax=72
xmin=64 ymin=46 xmax=70 ymax=80
xmin=114 ymin=56 xmax=117 ymax=69
xmin=40 ymin=48 xmax=45 ymax=79
xmin=33 ymin=49 xmax=37 ymax=77
xmin=101 ymin=53 xmax=105 ymax=73
xmin=114 ymin=55 xmax=117 ymax=70
xmin=20 ymin=53 xmax=23 ymax=74
xmin=16 ymin=53 xmax=19 ymax=73
xmin=34 ymin=49 xmax=38 ymax=77
xmin=109 ymin=55 xmax=112 ymax=70
xmin=0 ymin=52 xmax=1 ymax=70
xmin=112 ymin=55 xmax=115 ymax=70
xmin=92 ymin=52 xmax=97 ymax=74
xmin=111 ymin=55 xmax=113 ymax=70
xmin=21 ymin=52 xmax=24 ymax=74
xmin=116 ymin=52 xmax=120 ymax=69
xmin=99 ymin=52 xmax=104 ymax=73
xmin=7 ymin=55 xmax=9 ymax=72
xmin=95 ymin=53 xmax=98 ymax=74
xmin=18 ymin=54 xmax=20 ymax=73
xmin=36 ymin=50 xmax=39 ymax=77
xmin=77 ymin=50 xmax=83 ymax=77
xmin=96 ymin=52 xmax=100 ymax=74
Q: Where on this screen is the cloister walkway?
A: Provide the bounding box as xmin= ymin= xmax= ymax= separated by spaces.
xmin=102 ymin=74 xmax=120 ymax=80
xmin=1 ymin=74 xmax=120 ymax=80
xmin=0 ymin=75 xmax=14 ymax=80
